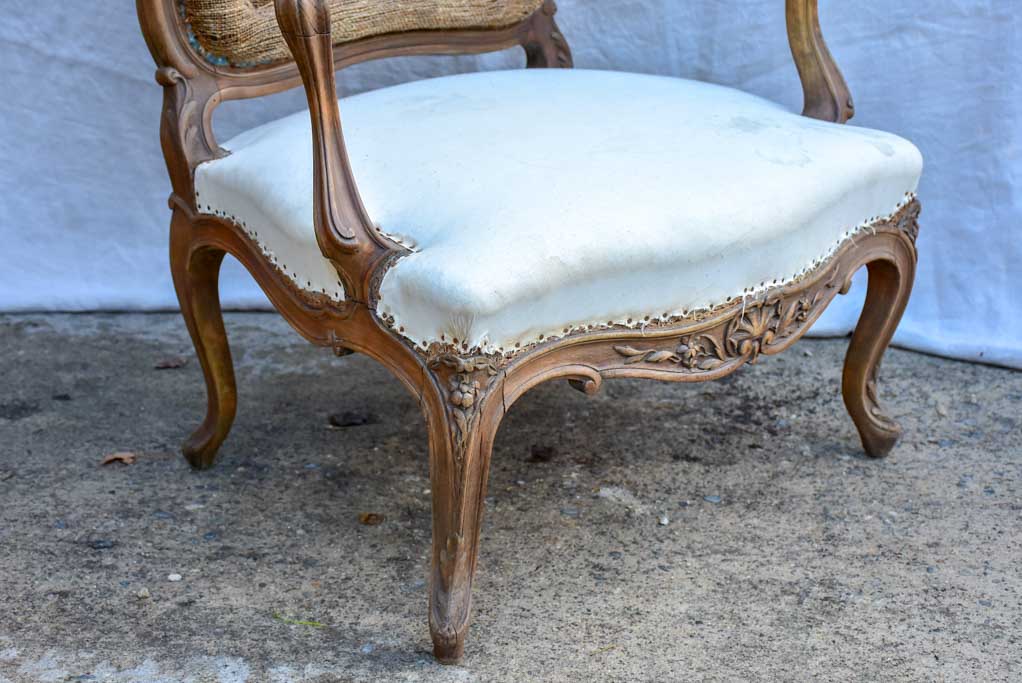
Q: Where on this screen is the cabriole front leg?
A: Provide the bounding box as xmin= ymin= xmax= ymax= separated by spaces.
xmin=424 ymin=355 xmax=505 ymax=663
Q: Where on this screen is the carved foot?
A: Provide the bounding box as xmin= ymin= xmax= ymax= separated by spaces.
xmin=843 ymin=254 xmax=915 ymax=458
xmin=430 ymin=575 xmax=471 ymax=664
xmin=170 ymin=211 xmax=237 ymax=470
xmin=432 ymin=634 xmax=464 ymax=665
xmin=181 ymin=402 xmax=235 ymax=470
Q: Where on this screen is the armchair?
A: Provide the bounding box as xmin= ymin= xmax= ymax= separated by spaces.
xmin=137 ymin=0 xmax=921 ymax=663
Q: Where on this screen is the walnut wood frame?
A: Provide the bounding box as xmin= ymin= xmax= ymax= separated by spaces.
xmin=138 ymin=0 xmax=917 ymax=664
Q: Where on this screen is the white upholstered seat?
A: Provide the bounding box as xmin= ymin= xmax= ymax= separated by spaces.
xmin=195 ymin=69 xmax=922 ymax=354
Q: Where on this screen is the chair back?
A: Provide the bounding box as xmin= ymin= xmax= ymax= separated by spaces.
xmin=136 ymin=0 xmax=567 ymax=202
xmin=185 ymin=0 xmax=546 ymax=67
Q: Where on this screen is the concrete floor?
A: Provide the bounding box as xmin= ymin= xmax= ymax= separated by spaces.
xmin=0 ymin=313 xmax=1019 ymax=682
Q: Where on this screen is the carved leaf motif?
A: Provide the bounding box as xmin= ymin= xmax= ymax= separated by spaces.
xmin=610 ymin=278 xmax=840 ymax=372
xmin=776 ymin=301 xmax=800 ymax=335
xmin=453 ymin=410 xmax=470 ymax=441
xmin=698 ymin=357 xmax=724 ymax=371
xmin=700 ymin=334 xmax=727 ymax=362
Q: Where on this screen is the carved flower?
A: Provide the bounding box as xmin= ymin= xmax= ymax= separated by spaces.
xmin=729 ymin=303 xmax=778 ymax=361
xmin=675 ymin=341 xmax=702 ymax=369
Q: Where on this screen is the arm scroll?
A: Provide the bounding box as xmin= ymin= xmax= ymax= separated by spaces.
xmin=786 ymin=0 xmax=854 ymax=123
xmin=274 ymin=0 xmax=401 ymax=303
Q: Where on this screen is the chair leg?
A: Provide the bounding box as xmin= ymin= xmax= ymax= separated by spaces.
xmin=842 ymin=257 xmax=914 ymax=458
xmin=169 ymin=211 xmax=237 ymax=470
xmin=424 ymin=378 xmax=504 ymax=664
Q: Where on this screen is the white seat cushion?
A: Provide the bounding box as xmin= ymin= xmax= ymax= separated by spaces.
xmin=195 ymin=69 xmax=923 ymax=354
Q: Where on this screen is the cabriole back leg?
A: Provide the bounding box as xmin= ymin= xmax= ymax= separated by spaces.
xmin=169 ymin=209 xmax=237 ymax=469
xmin=842 ymin=253 xmax=916 ymax=458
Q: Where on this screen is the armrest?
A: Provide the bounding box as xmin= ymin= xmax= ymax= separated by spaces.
xmin=786 ymin=0 xmax=854 ymax=123
xmin=274 ymin=0 xmax=398 ymax=304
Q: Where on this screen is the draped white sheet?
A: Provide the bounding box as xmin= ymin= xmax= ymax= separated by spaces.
xmin=1 ymin=2 xmax=1019 ymax=367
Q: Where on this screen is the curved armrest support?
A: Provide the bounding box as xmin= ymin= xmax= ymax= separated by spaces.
xmin=274 ymin=0 xmax=399 ymax=303
xmin=786 ymin=0 xmax=854 ymax=123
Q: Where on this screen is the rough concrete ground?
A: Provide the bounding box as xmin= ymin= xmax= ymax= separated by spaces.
xmin=0 ymin=313 xmax=1019 ymax=682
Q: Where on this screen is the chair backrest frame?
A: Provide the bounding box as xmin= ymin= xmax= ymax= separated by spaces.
xmin=183 ymin=0 xmax=551 ymax=68
xmin=137 ymin=0 xmax=570 ymax=205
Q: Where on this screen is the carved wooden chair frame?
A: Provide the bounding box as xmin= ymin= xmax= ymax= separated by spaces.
xmin=137 ymin=0 xmax=920 ymax=663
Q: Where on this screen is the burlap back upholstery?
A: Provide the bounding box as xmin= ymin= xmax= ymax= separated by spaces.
xmin=184 ymin=0 xmax=546 ymax=66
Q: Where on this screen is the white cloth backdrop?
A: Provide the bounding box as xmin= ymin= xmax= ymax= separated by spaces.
xmin=2 ymin=2 xmax=1020 ymax=367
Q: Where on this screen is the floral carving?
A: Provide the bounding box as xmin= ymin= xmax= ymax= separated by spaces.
xmin=429 ymin=355 xmax=501 ymax=466
xmin=606 ymin=198 xmax=925 ymax=374
xmin=614 ymin=289 xmax=827 ymax=371
xmin=726 ymin=300 xmax=778 ymax=361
